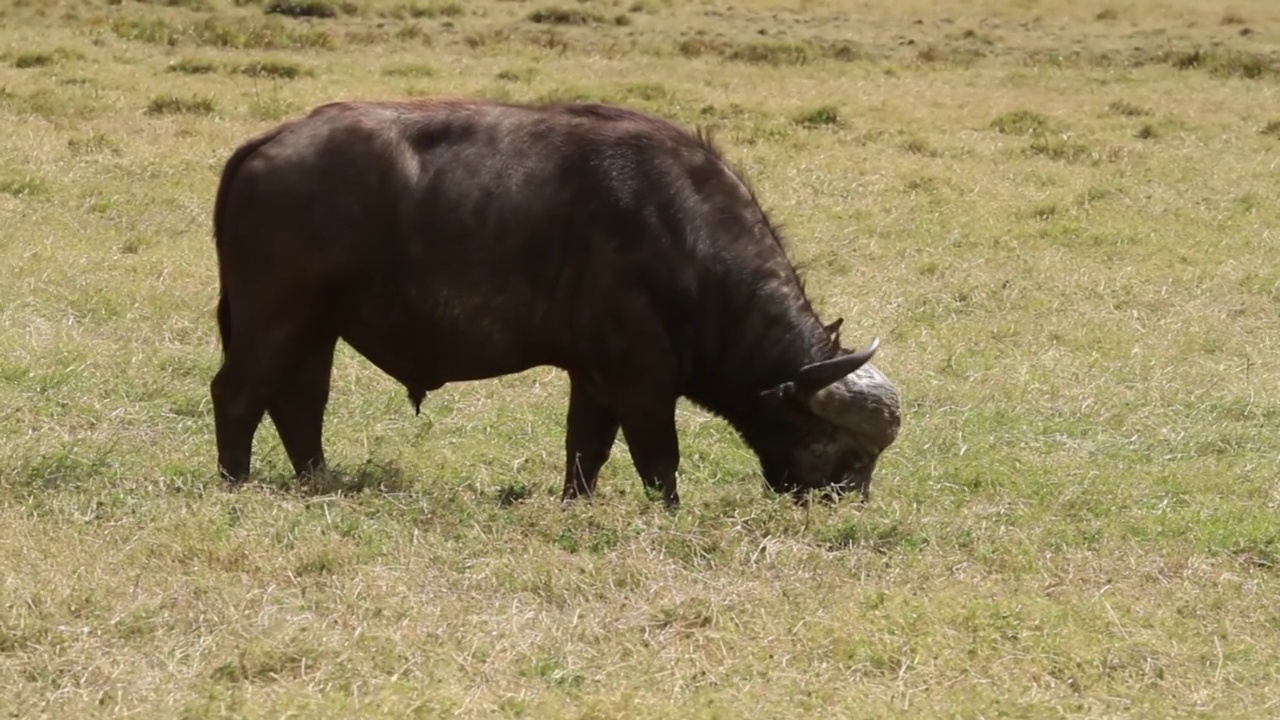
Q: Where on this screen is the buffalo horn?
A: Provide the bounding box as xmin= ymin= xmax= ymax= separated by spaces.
xmin=793 ymin=337 xmax=880 ymax=395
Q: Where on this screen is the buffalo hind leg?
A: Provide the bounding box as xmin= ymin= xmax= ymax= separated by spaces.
xmin=211 ymin=291 xmax=329 ymax=487
xmin=615 ymin=391 xmax=681 ymax=509
xmin=561 ymin=374 xmax=620 ymax=502
xmin=211 ymin=357 xmax=270 ymax=486
xmin=267 ymin=334 xmax=338 ymax=481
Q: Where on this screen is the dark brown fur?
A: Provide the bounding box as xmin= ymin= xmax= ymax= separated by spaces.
xmin=210 ymin=97 xmax=900 ymax=507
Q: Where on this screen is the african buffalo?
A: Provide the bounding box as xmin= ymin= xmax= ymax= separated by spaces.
xmin=209 ymin=97 xmax=901 ymax=507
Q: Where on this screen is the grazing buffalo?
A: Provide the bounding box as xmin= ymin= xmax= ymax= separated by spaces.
xmin=209 ymin=97 xmax=901 ymax=507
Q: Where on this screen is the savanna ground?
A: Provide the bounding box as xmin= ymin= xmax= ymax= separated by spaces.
xmin=2 ymin=0 xmax=1280 ymax=716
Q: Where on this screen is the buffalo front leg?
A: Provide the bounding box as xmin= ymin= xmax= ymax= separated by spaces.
xmin=615 ymin=391 xmax=682 ymax=509
xmin=267 ymin=334 xmax=338 ymax=480
xmin=561 ymin=374 xmax=620 ymax=502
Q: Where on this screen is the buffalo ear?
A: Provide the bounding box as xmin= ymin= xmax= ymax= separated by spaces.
xmin=824 ymin=317 xmax=844 ymax=342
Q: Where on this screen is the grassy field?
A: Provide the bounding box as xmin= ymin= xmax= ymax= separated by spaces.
xmin=3 ymin=0 xmax=1280 ymax=716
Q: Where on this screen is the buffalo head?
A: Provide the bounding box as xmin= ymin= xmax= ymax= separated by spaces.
xmin=757 ymin=337 xmax=901 ymax=502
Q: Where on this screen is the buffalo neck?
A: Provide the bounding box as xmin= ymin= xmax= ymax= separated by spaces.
xmin=682 ymin=263 xmax=836 ymax=436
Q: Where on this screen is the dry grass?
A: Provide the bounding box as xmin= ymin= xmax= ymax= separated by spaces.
xmin=3 ymin=0 xmax=1280 ymax=716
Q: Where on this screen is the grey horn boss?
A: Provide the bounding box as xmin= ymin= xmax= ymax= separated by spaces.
xmin=209 ymin=97 xmax=902 ymax=507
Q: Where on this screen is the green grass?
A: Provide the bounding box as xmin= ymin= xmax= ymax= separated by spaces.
xmin=3 ymin=0 xmax=1280 ymax=716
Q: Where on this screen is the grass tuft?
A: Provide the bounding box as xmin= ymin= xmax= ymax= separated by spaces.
xmin=916 ymin=43 xmax=985 ymax=67
xmin=677 ymin=37 xmax=863 ymax=65
xmin=727 ymin=39 xmax=813 ymax=66
xmin=902 ymin=137 xmax=940 ymax=156
xmin=793 ymin=104 xmax=840 ymax=127
xmin=387 ymin=1 xmax=464 ymax=18
xmin=495 ymin=67 xmax=538 ymax=83
xmin=528 ymin=7 xmax=606 ymax=25
xmin=1135 ymin=123 xmax=1160 ymax=139
xmin=1166 ymin=47 xmax=1277 ymax=79
xmin=821 ymin=518 xmax=923 ymax=554
xmin=12 ymin=48 xmax=84 ymax=68
xmin=496 ymin=483 xmax=535 ymax=506
xmin=622 ymin=82 xmax=673 ymax=101
xmin=14 ymin=52 xmax=56 ymax=69
xmin=382 ymin=62 xmax=435 ymax=77
xmin=1025 ymin=134 xmax=1097 ymax=163
xmin=1029 ymin=201 xmax=1059 ymax=220
xmin=248 ymin=92 xmax=299 ymax=121
xmin=210 ymin=643 xmax=322 ymax=684
xmin=990 ymin=109 xmax=1051 ymax=136
xmin=463 ymin=28 xmax=511 ymax=49
xmin=0 ymin=175 xmax=50 ymax=197
xmin=138 ymin=0 xmax=212 ymax=7
xmin=235 ymin=59 xmax=312 ymax=79
xmin=902 ymin=175 xmax=945 ymax=194
xmin=263 ymin=0 xmax=356 ymax=18
xmin=676 ymin=37 xmax=721 ymax=58
xmin=1106 ymin=100 xmax=1150 ymax=117
xmin=167 ymin=58 xmax=218 ymax=74
xmin=66 ymin=133 xmax=118 ymax=155
xmin=144 ymin=93 xmax=217 ymax=115
xmin=112 ymin=16 xmax=335 ymax=50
